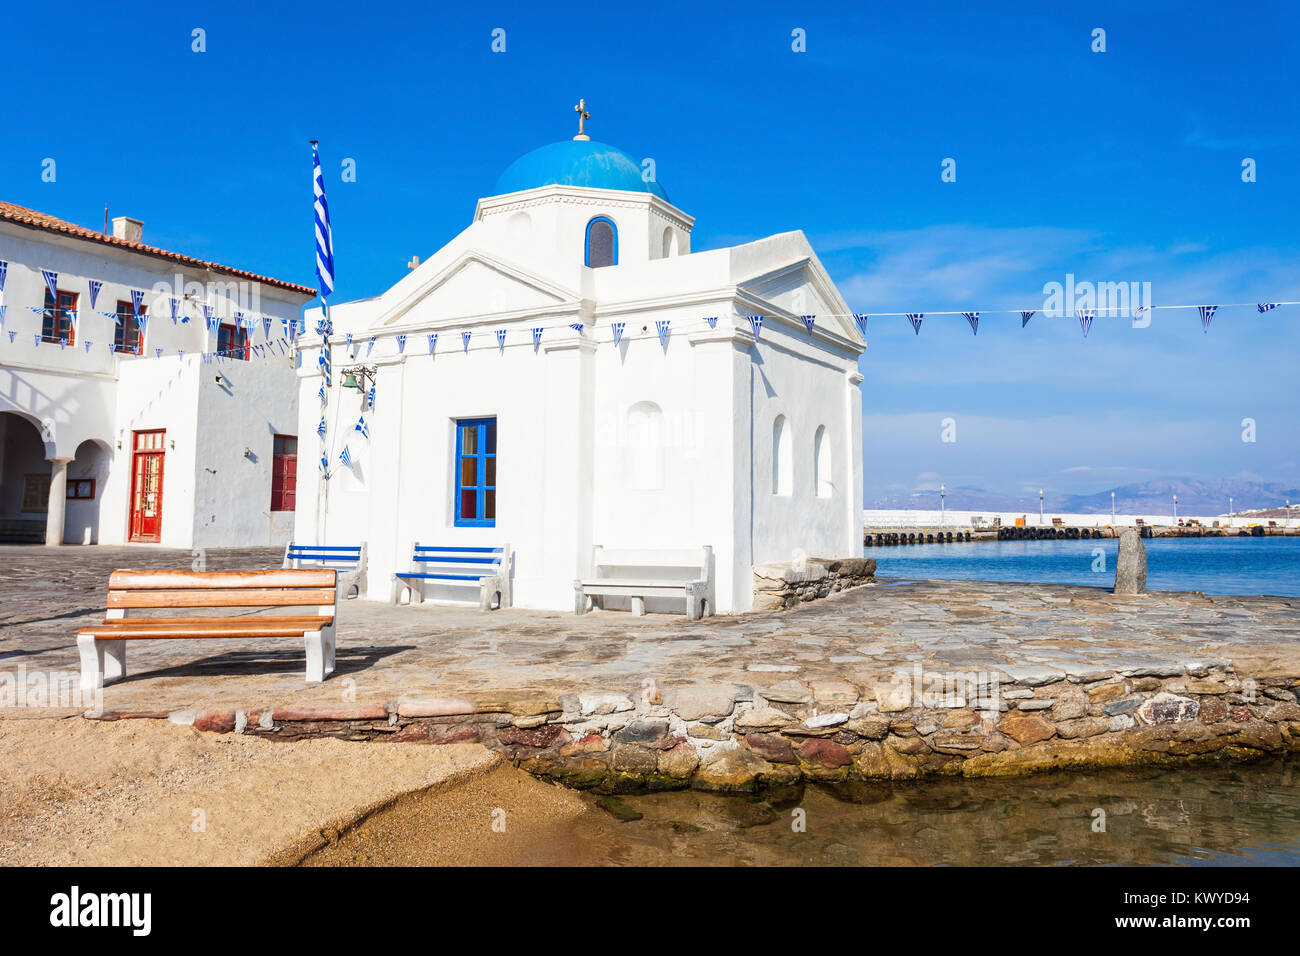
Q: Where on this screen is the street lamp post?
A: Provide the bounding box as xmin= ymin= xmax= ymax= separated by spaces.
xmin=940 ymin=483 xmax=946 ymax=528
xmin=1039 ymin=489 xmax=1044 ymax=526
xmin=1173 ymin=494 xmax=1178 ymax=524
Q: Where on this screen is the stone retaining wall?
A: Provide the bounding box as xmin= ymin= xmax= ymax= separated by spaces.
xmin=752 ymin=557 xmax=875 ymax=612
xmin=88 ymin=663 xmax=1300 ymax=795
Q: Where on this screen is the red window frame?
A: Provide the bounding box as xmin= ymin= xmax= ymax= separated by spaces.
xmin=42 ymin=289 xmax=77 ymax=345
xmin=114 ymin=300 xmax=144 ymax=354
xmin=218 ymin=323 xmax=250 ymax=361
xmin=271 ymin=435 xmax=298 ymax=511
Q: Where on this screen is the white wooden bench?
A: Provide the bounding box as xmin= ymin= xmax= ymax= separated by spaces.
xmin=392 ymin=542 xmax=511 ymax=610
xmin=76 ymin=569 xmax=339 ymax=690
xmin=282 ymin=542 xmax=367 ymax=598
xmin=574 ymin=545 xmax=713 ymax=620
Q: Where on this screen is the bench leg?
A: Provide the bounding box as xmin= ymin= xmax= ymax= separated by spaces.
xmin=304 ymin=630 xmax=329 ymax=683
xmin=78 ymin=635 xmax=126 ymax=692
xmin=631 ymin=596 xmax=646 ymax=617
xmin=686 ymin=593 xmax=701 ymax=622
xmin=574 ymin=583 xmax=588 ymax=615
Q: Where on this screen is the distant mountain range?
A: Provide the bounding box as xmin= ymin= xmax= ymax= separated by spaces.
xmin=867 ymin=478 xmax=1300 ymax=516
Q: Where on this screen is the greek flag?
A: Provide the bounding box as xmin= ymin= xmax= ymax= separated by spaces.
xmin=748 ymin=314 xmax=763 ymax=339
xmin=854 ymin=313 xmax=868 ymax=335
xmin=155 ymin=348 xmax=163 ymax=359
xmin=1020 ymin=311 xmax=1036 ymax=327
xmin=656 ymin=319 xmax=670 ymax=346
xmin=169 ymin=297 xmax=180 ymax=324
xmin=462 ymin=331 xmax=472 ymax=352
xmin=704 ymin=316 xmax=718 ymax=330
xmin=317 ymin=349 xmax=331 ymax=387
xmin=319 ymin=453 xmax=329 ymax=476
xmin=8 ymin=330 xmax=15 ymax=343
xmin=396 ymin=333 xmax=407 ymax=354
xmin=801 ymin=314 xmax=815 ymax=334
xmin=365 ymin=385 xmax=375 ymax=410
xmin=427 ymin=332 xmax=438 ymax=354
xmin=259 ymin=316 xmax=269 ymax=338
xmin=131 ymin=288 xmax=145 ymax=316
xmin=84 ymin=340 xmax=93 ymax=353
xmin=41 ymin=270 xmax=58 ymax=301
xmin=355 ymin=415 xmax=369 ymax=439
xmin=495 ymin=329 xmax=506 ymax=350
xmin=59 ymin=337 xmax=67 ymax=350
xmin=89 ymin=280 xmax=102 ymax=311
xmin=963 ymin=312 xmax=979 ymax=335
xmin=612 ymin=321 xmax=625 ymax=346
xmin=532 ymin=327 xmax=543 ymax=351
xmin=339 ymin=445 xmax=353 ymax=468
xmin=907 ymin=313 xmax=923 ymax=335
xmin=204 ymin=306 xmax=217 ymax=334
xmin=366 ymin=336 xmax=376 ymax=357
xmin=313 ymin=142 xmax=335 ymax=299
xmin=318 ymin=383 xmax=326 ymax=405
xmin=1198 ymin=305 xmax=1217 ymax=332
xmin=345 ymin=332 xmax=353 ymax=353
xmin=65 ymin=309 xmax=78 ymax=329
xmin=570 ymin=323 xmax=585 ymax=335
xmin=1257 ymin=303 xmax=1278 ymax=313
xmin=0 ymin=305 xmax=6 ymax=327
xmin=1077 ymin=308 xmax=1095 ymax=338
xmin=0 ymin=260 xmax=7 ymax=293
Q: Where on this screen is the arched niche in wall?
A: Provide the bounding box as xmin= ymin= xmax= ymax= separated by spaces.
xmin=814 ymin=425 xmax=832 ymax=498
xmin=626 ymin=401 xmax=665 ymax=490
xmin=772 ymin=414 xmax=792 ymax=496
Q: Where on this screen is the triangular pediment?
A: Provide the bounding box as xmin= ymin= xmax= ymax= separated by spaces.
xmin=738 ymin=258 xmax=861 ymax=344
xmin=377 ymin=250 xmax=578 ymax=328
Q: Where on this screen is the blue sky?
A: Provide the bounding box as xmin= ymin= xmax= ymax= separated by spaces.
xmin=4 ymin=1 xmax=1297 ymax=500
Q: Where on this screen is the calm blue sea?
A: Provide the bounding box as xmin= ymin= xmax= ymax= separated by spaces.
xmin=864 ymin=536 xmax=1300 ymax=597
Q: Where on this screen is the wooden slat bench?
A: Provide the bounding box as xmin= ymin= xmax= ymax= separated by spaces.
xmin=283 ymin=541 xmax=367 ymax=598
xmin=574 ymin=545 xmax=713 ymax=620
xmin=391 ymin=542 xmax=511 ymax=611
xmin=76 ymin=569 xmax=339 ymax=691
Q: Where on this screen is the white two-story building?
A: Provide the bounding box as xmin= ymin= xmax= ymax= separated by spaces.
xmin=0 ymin=201 xmax=316 ymax=548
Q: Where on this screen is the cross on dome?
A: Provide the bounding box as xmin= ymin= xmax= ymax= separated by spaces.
xmin=573 ymin=99 xmax=591 ymax=141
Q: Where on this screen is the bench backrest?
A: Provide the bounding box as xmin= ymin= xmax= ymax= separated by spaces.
xmin=285 ymin=543 xmax=364 ymax=568
xmin=590 ymin=545 xmax=711 ymax=581
xmin=411 ymin=543 xmax=506 ymax=576
xmin=105 ymin=569 xmax=338 ymax=612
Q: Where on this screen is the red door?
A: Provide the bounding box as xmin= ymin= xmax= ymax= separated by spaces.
xmin=128 ymin=429 xmax=166 ymax=542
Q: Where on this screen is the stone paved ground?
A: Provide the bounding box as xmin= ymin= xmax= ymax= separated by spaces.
xmin=1 ymin=544 xmax=1297 ymax=717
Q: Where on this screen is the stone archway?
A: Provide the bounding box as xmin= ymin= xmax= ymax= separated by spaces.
xmin=64 ymin=438 xmax=111 ymax=545
xmin=0 ymin=411 xmax=52 ymax=544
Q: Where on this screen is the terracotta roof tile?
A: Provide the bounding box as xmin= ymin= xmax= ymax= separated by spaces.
xmin=0 ymin=200 xmax=317 ymax=297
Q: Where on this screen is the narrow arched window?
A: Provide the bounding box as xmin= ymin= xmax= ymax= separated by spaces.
xmin=772 ymin=415 xmax=792 ymax=495
xmin=814 ymin=425 xmax=832 ymax=498
xmin=585 ymin=216 xmax=618 ymax=268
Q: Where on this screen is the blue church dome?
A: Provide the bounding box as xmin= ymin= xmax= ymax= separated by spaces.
xmin=493 ymin=139 xmax=669 ymax=202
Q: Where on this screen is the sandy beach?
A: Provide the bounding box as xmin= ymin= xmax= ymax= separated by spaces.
xmin=0 ymin=716 xmax=591 ymax=866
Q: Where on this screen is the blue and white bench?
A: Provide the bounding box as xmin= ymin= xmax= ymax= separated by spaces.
xmin=392 ymin=542 xmax=511 ymax=610
xmin=574 ymin=545 xmax=713 ymax=620
xmin=283 ymin=542 xmax=367 ymax=599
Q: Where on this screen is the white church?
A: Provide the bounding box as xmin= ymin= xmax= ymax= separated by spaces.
xmin=300 ymin=109 xmax=865 ymax=614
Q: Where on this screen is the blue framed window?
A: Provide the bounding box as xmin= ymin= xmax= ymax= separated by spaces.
xmin=454 ymin=418 xmax=497 ymax=527
xmin=585 ymin=216 xmax=618 ymax=268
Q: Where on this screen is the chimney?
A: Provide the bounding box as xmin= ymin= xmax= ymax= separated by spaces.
xmin=111 ymin=216 xmax=143 ymax=243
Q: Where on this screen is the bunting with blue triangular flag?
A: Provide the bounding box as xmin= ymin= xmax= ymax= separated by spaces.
xmin=1077 ymin=308 xmax=1095 ymax=338
xmin=204 ymin=306 xmax=217 ymax=335
xmin=801 ymin=314 xmax=815 ymax=334
xmin=366 ymin=336 xmax=376 ymax=357
xmin=169 ymin=297 xmax=180 ymax=325
xmin=495 ymin=329 xmax=506 ymax=351
xmin=396 ymin=333 xmax=407 ymax=354
xmin=462 ymin=331 xmax=471 ymax=352
xmin=612 ymin=321 xmax=625 ymax=346
xmin=907 ymin=313 xmax=923 ymax=335
xmin=1198 ymin=305 xmax=1217 ymax=332
xmin=704 ymin=316 xmax=718 ymax=330
xmin=0 ymin=260 xmax=7 ymax=295
xmin=854 ymin=313 xmax=868 ymax=336
xmin=1020 ymin=310 xmax=1035 ymax=327
xmin=365 ymin=385 xmax=375 ymax=410
xmin=339 ymin=446 xmax=353 ymax=468
xmin=963 ymin=312 xmax=979 ymax=335
xmin=355 ymin=416 xmax=369 ymax=439
xmin=262 ymin=316 xmax=271 ymax=338
xmin=427 ymin=332 xmax=437 ymax=354
xmin=41 ymin=270 xmax=58 ymax=301
xmin=1257 ymin=303 xmax=1278 ymax=313
xmin=747 ymin=314 xmax=763 ymax=339
xmin=655 ymin=319 xmax=670 ymax=346
xmin=88 ymin=280 xmax=102 ymax=311
xmin=570 ymin=323 xmax=584 ymax=335
xmin=345 ymin=332 xmax=354 ymax=353
xmin=532 ymin=327 xmax=543 ymax=351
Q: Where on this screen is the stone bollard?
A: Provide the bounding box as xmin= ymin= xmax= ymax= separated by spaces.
xmin=1114 ymin=528 xmax=1148 ymax=595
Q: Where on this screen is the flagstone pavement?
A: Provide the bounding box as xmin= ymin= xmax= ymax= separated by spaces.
xmin=1 ymin=545 xmax=1297 ymax=716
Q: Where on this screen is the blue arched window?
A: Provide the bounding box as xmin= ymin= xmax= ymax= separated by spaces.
xmin=585 ymin=216 xmax=618 ymax=268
